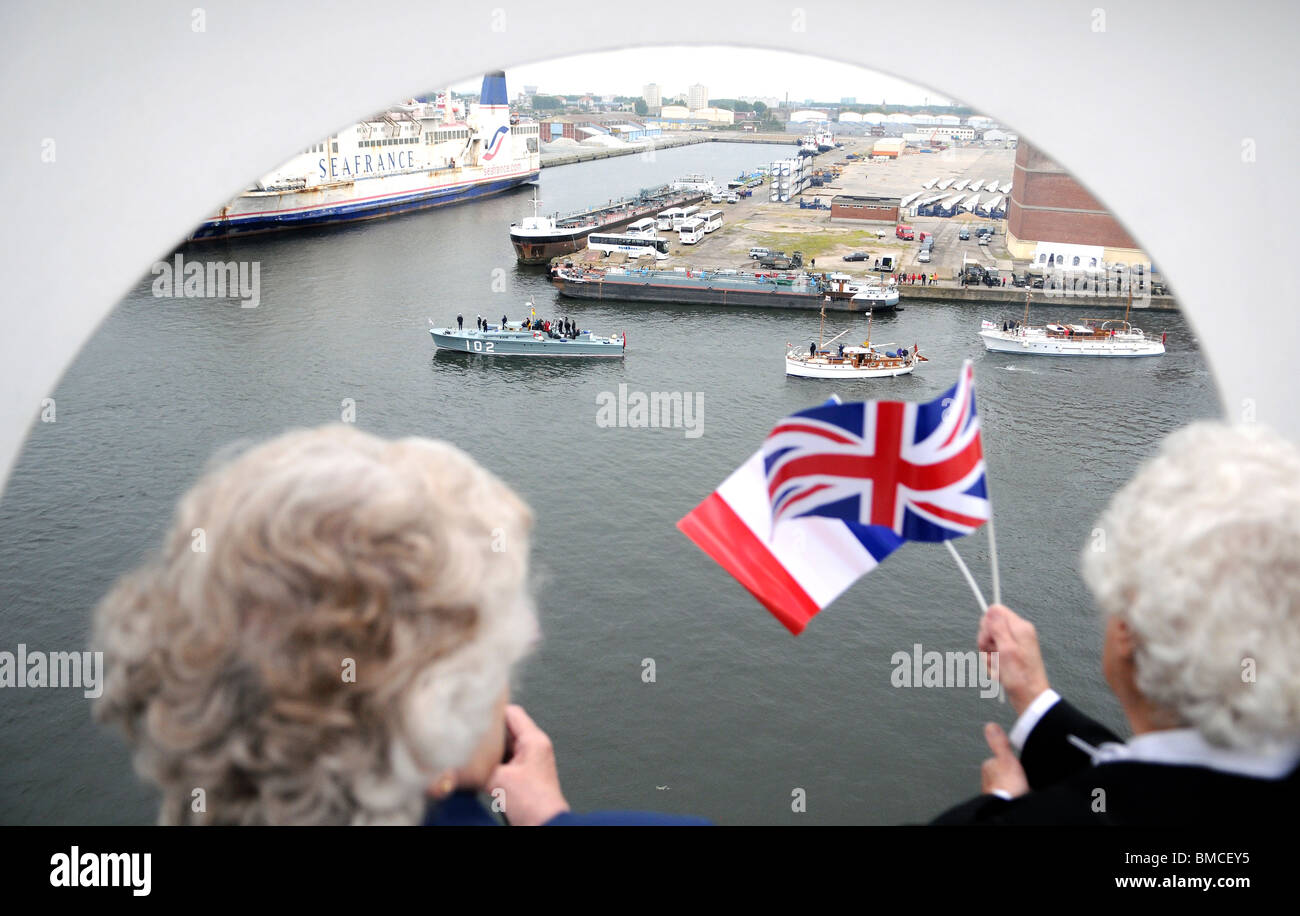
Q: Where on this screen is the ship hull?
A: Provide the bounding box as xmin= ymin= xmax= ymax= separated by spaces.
xmin=194 ymin=170 xmax=539 ymax=240
xmin=979 ymin=330 xmax=1164 ymax=357
xmin=556 ymin=273 xmax=896 ymax=312
xmin=430 ymin=328 xmax=624 ymax=358
xmin=785 ymin=356 xmax=915 ymax=378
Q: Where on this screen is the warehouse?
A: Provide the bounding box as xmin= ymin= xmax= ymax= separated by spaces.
xmin=830 ymin=195 xmax=901 ymax=224
xmin=871 ymin=137 xmax=905 ymax=159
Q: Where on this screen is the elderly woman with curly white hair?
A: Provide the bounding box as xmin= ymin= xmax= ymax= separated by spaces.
xmin=93 ymin=425 xmax=706 ymax=826
xmin=934 ymin=420 xmax=1300 ymax=824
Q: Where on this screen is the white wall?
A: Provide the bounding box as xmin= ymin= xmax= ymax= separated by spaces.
xmin=2 ymin=1 xmax=1298 ymax=492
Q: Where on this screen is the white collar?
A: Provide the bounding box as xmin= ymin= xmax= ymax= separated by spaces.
xmin=1074 ymin=728 xmax=1300 ymax=780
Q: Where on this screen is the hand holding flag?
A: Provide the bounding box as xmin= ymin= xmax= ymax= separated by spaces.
xmin=677 ymin=360 xmax=997 ymax=634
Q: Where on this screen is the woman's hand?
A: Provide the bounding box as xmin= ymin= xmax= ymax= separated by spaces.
xmin=980 ymin=722 xmax=1029 ymax=798
xmin=485 ymin=704 xmax=571 ymax=826
xmin=977 ymin=604 xmax=1051 ymax=716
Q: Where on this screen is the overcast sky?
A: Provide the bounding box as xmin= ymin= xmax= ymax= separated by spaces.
xmin=449 ymin=46 xmax=955 ymax=107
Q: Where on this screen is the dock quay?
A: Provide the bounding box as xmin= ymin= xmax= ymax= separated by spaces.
xmin=541 ymin=131 xmax=796 ymax=167
xmin=550 ymin=136 xmax=1180 ymax=313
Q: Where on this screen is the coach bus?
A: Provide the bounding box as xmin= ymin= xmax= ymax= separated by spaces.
xmin=587 ymin=232 xmax=671 ymax=260
xmin=678 ymin=217 xmax=706 ymax=245
xmin=656 ymin=208 xmax=685 ymax=231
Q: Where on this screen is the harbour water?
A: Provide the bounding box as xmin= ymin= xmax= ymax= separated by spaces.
xmin=0 ymin=142 xmax=1219 ymax=824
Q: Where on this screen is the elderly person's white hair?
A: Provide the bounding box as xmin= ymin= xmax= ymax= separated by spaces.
xmin=1081 ymin=420 xmax=1300 ymax=749
xmin=93 ymin=425 xmax=537 ymax=824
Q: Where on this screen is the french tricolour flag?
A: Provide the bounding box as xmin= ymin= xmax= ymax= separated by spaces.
xmin=678 ymin=361 xmax=988 ymax=634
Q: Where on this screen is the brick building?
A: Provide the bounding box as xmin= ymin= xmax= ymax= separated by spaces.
xmin=1006 ymin=140 xmax=1148 ymax=263
xmin=830 ymin=195 xmax=900 ymax=224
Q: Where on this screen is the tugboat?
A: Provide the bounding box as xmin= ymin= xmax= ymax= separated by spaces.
xmin=785 ymin=303 xmax=923 ymax=378
xmin=429 ymin=305 xmax=625 ymax=358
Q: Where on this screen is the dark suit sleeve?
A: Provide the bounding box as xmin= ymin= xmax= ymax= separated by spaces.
xmin=1019 ymin=698 xmax=1122 ymax=790
xmin=544 ymin=811 xmax=711 ymax=826
xmin=929 ymin=793 xmax=1013 ymax=825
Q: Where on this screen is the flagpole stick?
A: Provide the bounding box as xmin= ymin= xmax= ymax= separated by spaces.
xmin=986 ymin=509 xmax=1002 ymax=607
xmin=944 ymin=540 xmax=988 ymax=613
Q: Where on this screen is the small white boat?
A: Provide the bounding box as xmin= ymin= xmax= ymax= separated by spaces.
xmin=979 ymin=320 xmax=1165 ymax=357
xmin=785 ymin=305 xmax=925 ymax=378
xmin=786 ymin=344 xmax=919 ymax=378
xmin=979 ymin=289 xmax=1166 ymax=358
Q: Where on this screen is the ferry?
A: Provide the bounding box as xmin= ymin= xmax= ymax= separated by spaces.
xmin=193 ymin=72 xmax=540 ymax=239
xmin=509 ymin=185 xmax=704 ymax=264
xmin=671 ymin=174 xmax=719 ymax=196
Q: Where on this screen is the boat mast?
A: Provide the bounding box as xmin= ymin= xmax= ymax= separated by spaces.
xmin=865 ymin=307 xmax=873 ymax=348
xmin=818 ymin=298 xmax=827 ymax=350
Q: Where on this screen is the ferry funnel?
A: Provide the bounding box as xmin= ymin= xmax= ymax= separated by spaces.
xmin=480 ymin=71 xmax=508 ymax=107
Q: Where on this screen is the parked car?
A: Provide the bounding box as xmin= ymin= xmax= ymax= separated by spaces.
xmin=726 ymin=194 xmax=739 ymax=204
xmin=917 ymin=249 xmax=931 ymax=264
xmin=978 ymin=235 xmax=990 ymax=246
xmin=749 ymin=247 xmax=772 ymax=260
xmin=842 ymin=251 xmax=870 ymax=262
xmin=711 ymin=193 xmax=723 ymax=204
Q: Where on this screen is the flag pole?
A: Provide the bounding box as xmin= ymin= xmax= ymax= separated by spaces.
xmin=944 ymin=540 xmax=988 ymax=613
xmin=986 ymin=509 xmax=1002 ymax=607
xmin=973 ymin=362 xmax=1002 ymax=606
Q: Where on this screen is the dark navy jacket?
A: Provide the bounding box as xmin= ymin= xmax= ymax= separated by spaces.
xmin=423 ymin=791 xmax=709 ymax=826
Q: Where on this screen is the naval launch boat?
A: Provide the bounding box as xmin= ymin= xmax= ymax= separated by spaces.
xmin=429 ymin=311 xmax=625 ymax=358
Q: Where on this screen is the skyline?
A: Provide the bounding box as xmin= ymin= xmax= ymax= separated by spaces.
xmin=449 ymin=46 xmax=956 ymax=108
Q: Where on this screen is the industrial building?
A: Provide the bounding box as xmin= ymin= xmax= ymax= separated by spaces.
xmin=830 ymin=195 xmax=901 ymax=224
xmin=871 ymin=138 xmax=905 ymax=159
xmin=1005 ymin=140 xmax=1149 ymax=264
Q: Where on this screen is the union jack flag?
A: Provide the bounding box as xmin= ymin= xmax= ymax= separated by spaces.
xmin=677 ymin=361 xmax=991 ymax=634
xmin=763 ymin=360 xmax=988 ymax=551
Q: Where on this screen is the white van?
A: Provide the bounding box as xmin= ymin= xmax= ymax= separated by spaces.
xmin=749 ymin=246 xmax=772 ymax=259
